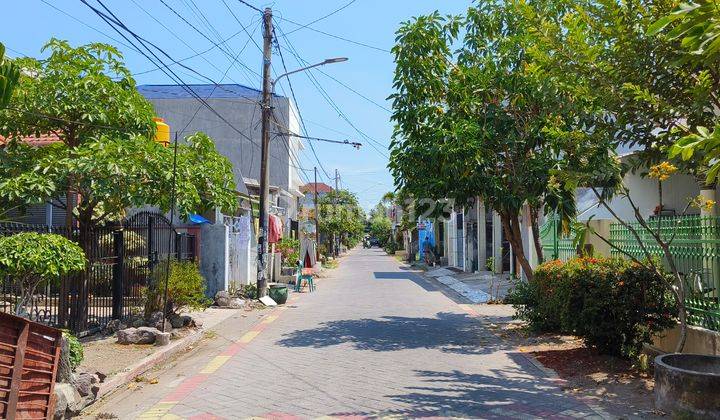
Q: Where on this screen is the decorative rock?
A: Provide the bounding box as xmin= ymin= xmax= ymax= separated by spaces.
xmin=229 ymin=298 xmax=245 ymax=308
xmin=148 ymin=311 xmax=168 ymax=331
xmin=193 ymin=318 xmax=204 ymax=328
xmin=116 ymin=327 xmax=160 ymax=345
xmin=71 ymin=371 xmax=101 ymax=398
xmin=155 ymin=332 xmax=171 ymax=346
xmin=103 ymin=319 xmax=126 ymax=335
xmin=214 ymin=290 xmax=232 ymax=307
xmin=214 ymin=290 xmax=245 ymax=308
xmin=56 ymin=336 xmax=72 ymax=384
xmin=132 ymin=319 xmax=145 ymax=328
xmin=169 ymin=315 xmax=185 ymax=329
xmin=54 ymin=382 xmax=84 ymax=419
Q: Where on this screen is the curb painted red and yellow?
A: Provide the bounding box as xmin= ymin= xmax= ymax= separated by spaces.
xmin=137 ymin=297 xmax=297 ymax=420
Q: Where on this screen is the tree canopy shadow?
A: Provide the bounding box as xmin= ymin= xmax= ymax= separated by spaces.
xmin=328 ymin=367 xmax=596 ymax=418
xmin=276 ymin=312 xmax=511 ymax=355
xmin=373 ymin=271 xmax=472 ymax=303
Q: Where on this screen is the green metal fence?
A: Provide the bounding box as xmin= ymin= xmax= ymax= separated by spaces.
xmin=609 ymin=215 xmax=720 ymax=331
xmin=540 ymin=214 xmax=577 ymax=262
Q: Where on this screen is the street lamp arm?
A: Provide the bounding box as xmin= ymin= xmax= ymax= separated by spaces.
xmin=271 ymin=57 xmax=348 ymax=90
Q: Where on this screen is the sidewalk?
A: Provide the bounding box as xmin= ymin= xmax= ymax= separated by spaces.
xmin=426 ymin=267 xmax=513 ymax=303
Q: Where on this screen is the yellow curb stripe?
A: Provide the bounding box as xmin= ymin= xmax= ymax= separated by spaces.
xmin=261 ymin=315 xmax=278 ymax=324
xmin=238 ymin=330 xmax=260 ymax=344
xmin=199 ymin=355 xmax=231 ymax=374
xmin=138 ymin=401 xmax=178 ymax=418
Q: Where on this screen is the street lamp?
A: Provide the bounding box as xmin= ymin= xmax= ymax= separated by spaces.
xmin=271 ymin=57 xmax=348 ymax=91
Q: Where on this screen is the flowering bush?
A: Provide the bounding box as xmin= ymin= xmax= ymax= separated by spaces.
xmin=510 ymin=257 xmax=676 ymax=357
xmin=276 ymin=238 xmax=301 ymax=266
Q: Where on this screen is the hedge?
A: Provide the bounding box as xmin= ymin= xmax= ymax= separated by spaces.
xmin=509 ymin=257 xmax=676 ymax=357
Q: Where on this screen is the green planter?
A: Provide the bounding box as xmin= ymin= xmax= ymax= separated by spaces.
xmin=268 ymin=284 xmax=288 ymax=305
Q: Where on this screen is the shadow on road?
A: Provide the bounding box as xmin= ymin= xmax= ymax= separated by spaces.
xmin=276 ymin=312 xmax=516 ymax=355
xmin=338 ymin=367 xmax=591 ymax=418
xmin=373 ymin=271 xmax=438 ymax=292
xmin=373 ymin=271 xmax=473 ymax=304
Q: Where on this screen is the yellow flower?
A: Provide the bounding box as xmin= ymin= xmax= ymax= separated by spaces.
xmin=649 ymin=162 xmax=678 ymax=181
xmin=689 ymin=195 xmax=716 ymax=212
xmin=704 ymin=199 xmax=716 ymax=212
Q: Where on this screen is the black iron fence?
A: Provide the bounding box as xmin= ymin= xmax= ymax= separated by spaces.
xmin=0 ymin=212 xmax=196 ymax=336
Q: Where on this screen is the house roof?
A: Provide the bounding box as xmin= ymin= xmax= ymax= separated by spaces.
xmin=0 ymin=133 xmax=61 ymax=147
xmin=301 ymin=182 xmax=334 ymax=194
xmin=137 ymin=84 xmax=285 ymax=100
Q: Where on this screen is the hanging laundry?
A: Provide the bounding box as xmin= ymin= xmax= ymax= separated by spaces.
xmin=237 ymin=215 xmax=251 ymax=242
xmin=268 ymin=214 xmax=283 ymax=243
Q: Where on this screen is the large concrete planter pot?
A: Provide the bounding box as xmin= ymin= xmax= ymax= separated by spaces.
xmin=654 ymin=353 xmax=720 ymax=419
xmin=268 ymin=284 xmax=288 ymax=305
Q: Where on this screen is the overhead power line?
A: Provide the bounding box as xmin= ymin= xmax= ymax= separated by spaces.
xmin=80 ymin=0 xmax=261 ymax=150
xmin=158 ymin=0 xmax=261 ymax=82
xmin=277 ymin=15 xmax=390 ymax=53
xmin=235 ymin=0 xmax=264 ymax=13
xmin=314 ymin=67 xmax=391 ymax=113
xmin=284 ymin=0 xmax=357 ymax=35
xmin=272 ymin=27 xmax=333 ymax=181
xmin=275 ymin=24 xmax=390 ymax=159
xmin=132 ymin=0 xmax=259 ymax=88
xmin=132 ymin=28 xmax=248 ymax=76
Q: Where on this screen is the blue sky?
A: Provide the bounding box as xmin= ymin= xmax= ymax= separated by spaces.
xmin=1 ymin=0 xmax=468 ymax=210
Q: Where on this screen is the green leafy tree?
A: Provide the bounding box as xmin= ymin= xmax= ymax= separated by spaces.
xmin=0 ymin=42 xmax=20 ymax=219
xmin=0 ymin=40 xmax=237 ymax=245
xmin=0 ymin=39 xmax=155 ymax=231
xmin=541 ymin=0 xmax=715 ymax=182
xmin=369 ymin=214 xmax=393 ymax=247
xmin=0 ymin=131 xmax=237 ymax=249
xmin=318 ymin=189 xmax=365 ymax=255
xmin=650 ymin=0 xmax=720 ymax=183
xmin=389 ymin=3 xmax=584 ymax=279
xmin=0 ymin=42 xmax=19 ymax=109
xmin=0 ymin=232 xmax=86 ymax=316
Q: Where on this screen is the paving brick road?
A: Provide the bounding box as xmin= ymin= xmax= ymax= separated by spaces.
xmin=88 ymin=248 xmax=605 ymax=419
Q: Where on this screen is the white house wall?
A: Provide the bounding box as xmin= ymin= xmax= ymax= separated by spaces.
xmin=579 ymin=168 xmax=709 ymax=222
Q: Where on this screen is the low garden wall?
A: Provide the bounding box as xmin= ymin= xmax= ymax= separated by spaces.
xmin=651 ymin=324 xmax=720 ymax=356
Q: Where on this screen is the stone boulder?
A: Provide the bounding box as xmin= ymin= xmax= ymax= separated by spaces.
xmin=155 ymin=332 xmax=171 ymax=346
xmin=103 ymin=319 xmax=126 ymax=335
xmin=71 ymin=371 xmax=104 ymax=398
xmin=148 ymin=311 xmax=168 ymax=332
xmin=170 ymin=314 xmax=203 ymax=329
xmin=53 ymin=382 xmax=84 ymax=419
xmin=116 ymin=327 xmax=161 ymax=345
xmin=214 ymin=291 xmax=245 ymax=308
xmin=123 ymin=314 xmax=146 ymax=328
xmin=214 ymin=291 xmax=232 ymax=307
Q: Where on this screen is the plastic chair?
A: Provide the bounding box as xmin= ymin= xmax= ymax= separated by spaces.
xmin=295 ymin=263 xmax=315 ymax=292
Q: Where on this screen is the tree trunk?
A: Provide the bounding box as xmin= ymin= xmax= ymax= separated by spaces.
xmin=500 ymin=210 xmax=534 ymax=281
xmin=72 ymin=208 xmax=94 ymax=332
xmin=529 ymin=206 xmax=544 ymax=263
xmin=56 ymin=335 xmax=72 ymax=383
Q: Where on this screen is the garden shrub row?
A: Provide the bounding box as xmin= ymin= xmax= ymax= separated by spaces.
xmin=509 ymin=257 xmax=676 ymax=358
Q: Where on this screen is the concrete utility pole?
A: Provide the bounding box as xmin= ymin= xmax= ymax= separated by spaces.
xmin=257 ymin=7 xmax=273 ymax=298
xmin=314 ymin=167 xmax=320 ymax=262
xmin=333 ymin=169 xmax=339 ymax=256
